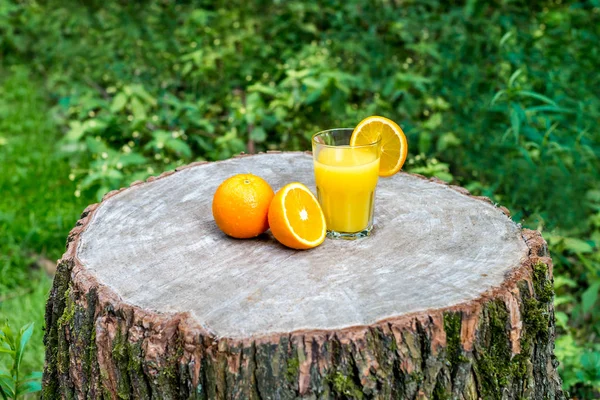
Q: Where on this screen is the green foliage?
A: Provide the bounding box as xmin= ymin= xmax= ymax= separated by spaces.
xmin=0 ymin=67 xmax=90 ymax=291
xmin=555 ymin=335 xmax=600 ymax=399
xmin=549 ymin=220 xmax=600 ymax=397
xmin=0 ymin=0 xmax=598 ymax=396
xmin=0 ymin=67 xmax=91 ymax=378
xmin=0 ymin=322 xmax=42 ymax=399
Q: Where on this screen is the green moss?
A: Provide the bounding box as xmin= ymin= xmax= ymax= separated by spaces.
xmin=432 ymin=367 xmax=453 ymax=400
xmin=444 ymin=311 xmax=463 ymax=377
xmin=100 ymin=368 xmax=112 ymax=399
xmin=523 ymin=298 xmax=549 ymax=343
xmin=285 ymin=355 xmax=299 ymax=383
xmin=432 ymin=380 xmax=450 ymax=400
xmin=161 ymin=363 xmax=177 ymax=380
xmin=521 ymin=262 xmax=552 ymax=353
xmin=330 ymin=371 xmax=365 ymax=399
xmin=126 ymin=339 xmax=151 ymax=398
xmin=42 ymin=381 xmax=58 ymax=400
xmin=474 ymin=265 xmax=555 ymax=398
xmin=79 ymin=291 xmax=97 ymax=397
xmin=365 ymin=329 xmax=382 ymax=362
xmin=57 ymin=287 xmax=75 ymax=328
xmin=532 ymin=262 xmax=553 ymax=303
xmin=510 ymin=353 xmax=529 ymax=380
xmin=112 ymin=336 xmax=127 ymax=362
xmin=54 ymin=284 xmax=76 ymax=397
xmin=89 ymin=326 xmax=97 ymax=354
xmin=127 ymin=340 xmax=143 ymax=372
xmin=474 ymin=300 xmax=512 ymax=398
xmin=390 ymin=337 xmax=398 ymax=352
xmin=85 ymin=327 xmax=98 ymax=395
xmin=111 ymin=328 xmax=131 ymax=399
xmin=42 ymin=338 xmax=61 ymax=399
xmin=41 ymin=267 xmax=71 ymax=399
xmin=409 ymin=371 xmax=424 ymax=385
xmin=151 ymin=341 xmax=184 ymax=399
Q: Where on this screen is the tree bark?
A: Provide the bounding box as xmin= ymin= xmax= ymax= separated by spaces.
xmin=43 ymin=153 xmax=564 ymax=399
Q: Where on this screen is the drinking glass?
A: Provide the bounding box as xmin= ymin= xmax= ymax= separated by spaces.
xmin=312 ymin=128 xmax=381 ymax=239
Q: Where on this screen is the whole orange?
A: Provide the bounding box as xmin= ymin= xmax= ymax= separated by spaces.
xmin=212 ymin=174 xmax=274 ymax=239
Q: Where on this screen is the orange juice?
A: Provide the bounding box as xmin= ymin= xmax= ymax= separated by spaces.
xmin=314 ymin=146 xmax=380 ymax=233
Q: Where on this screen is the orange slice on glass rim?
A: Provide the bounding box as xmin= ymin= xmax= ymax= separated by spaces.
xmin=268 ymin=182 xmax=326 ymax=250
xmin=350 ymin=116 xmax=408 ymax=177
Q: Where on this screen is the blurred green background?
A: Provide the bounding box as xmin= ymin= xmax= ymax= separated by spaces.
xmin=0 ymin=0 xmax=598 ymax=397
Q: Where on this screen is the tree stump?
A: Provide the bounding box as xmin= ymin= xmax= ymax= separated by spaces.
xmin=43 ymin=152 xmax=564 ymax=399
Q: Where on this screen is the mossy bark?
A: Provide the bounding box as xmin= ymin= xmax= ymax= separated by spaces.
xmin=43 ymin=211 xmax=564 ymax=400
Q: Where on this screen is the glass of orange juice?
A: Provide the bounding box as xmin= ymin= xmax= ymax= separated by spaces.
xmin=312 ymin=128 xmax=381 ymax=239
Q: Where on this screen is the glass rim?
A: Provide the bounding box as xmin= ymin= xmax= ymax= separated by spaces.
xmin=312 ymin=128 xmax=381 ymax=148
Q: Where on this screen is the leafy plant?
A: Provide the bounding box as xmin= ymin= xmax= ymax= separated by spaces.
xmin=0 ymin=323 xmax=42 ymax=399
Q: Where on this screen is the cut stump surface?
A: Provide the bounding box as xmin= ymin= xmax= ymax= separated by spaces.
xmin=43 ymin=152 xmax=564 ymax=399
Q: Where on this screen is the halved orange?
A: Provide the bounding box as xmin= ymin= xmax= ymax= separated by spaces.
xmin=350 ymin=116 xmax=408 ymax=177
xmin=268 ymin=183 xmax=326 ymax=250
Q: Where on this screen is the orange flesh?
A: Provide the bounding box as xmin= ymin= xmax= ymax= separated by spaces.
xmin=284 ymin=187 xmax=323 ymax=242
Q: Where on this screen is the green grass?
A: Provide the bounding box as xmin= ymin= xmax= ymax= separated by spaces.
xmin=0 ymin=66 xmax=92 ymax=373
xmin=0 ymin=271 xmax=50 ymax=374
